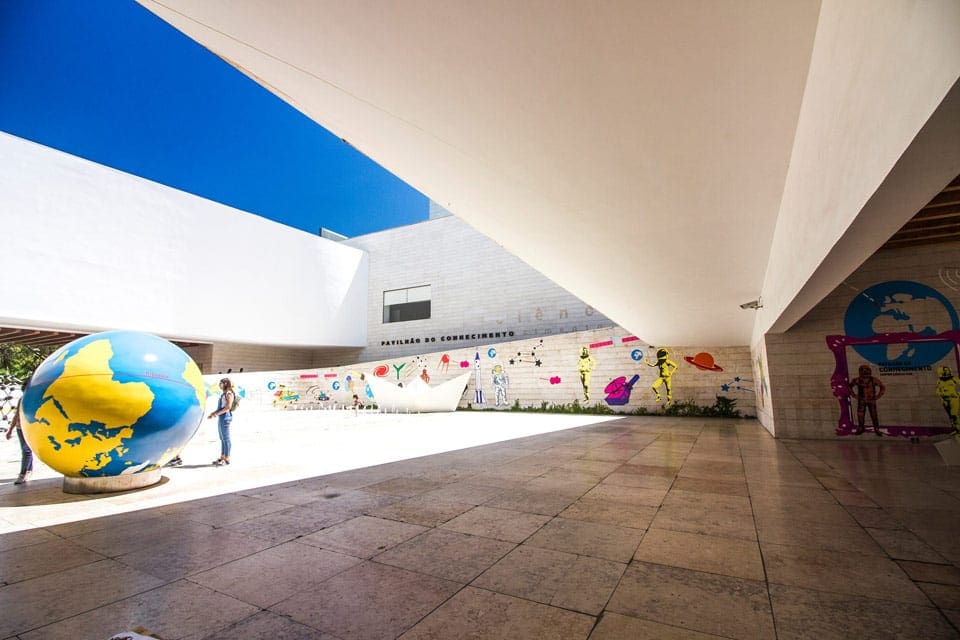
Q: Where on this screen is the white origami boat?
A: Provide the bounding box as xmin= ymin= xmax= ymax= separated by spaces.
xmin=367 ymin=372 xmax=472 ymax=413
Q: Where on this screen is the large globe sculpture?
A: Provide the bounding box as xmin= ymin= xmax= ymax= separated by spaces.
xmin=20 ymin=331 xmax=205 ymax=491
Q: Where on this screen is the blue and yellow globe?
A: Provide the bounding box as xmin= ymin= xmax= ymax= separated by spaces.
xmin=20 ymin=331 xmax=205 ymax=478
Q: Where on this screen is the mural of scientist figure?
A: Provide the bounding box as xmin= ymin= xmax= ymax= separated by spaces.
xmin=849 ymin=364 xmax=885 ymax=436
xmin=646 ymin=348 xmax=678 ymax=404
xmin=492 ymin=364 xmax=509 ymax=407
xmin=936 ymin=366 xmax=960 ymax=435
xmin=577 ymin=347 xmax=596 ymax=402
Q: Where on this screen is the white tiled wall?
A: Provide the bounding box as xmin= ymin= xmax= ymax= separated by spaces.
xmin=343 ymin=217 xmax=617 ymax=361
xmin=213 ymin=325 xmax=756 ymax=417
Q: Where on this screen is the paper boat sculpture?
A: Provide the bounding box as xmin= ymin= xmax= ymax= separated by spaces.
xmin=367 ymin=371 xmax=472 ymax=413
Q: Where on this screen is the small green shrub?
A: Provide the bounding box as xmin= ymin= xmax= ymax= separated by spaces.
xmin=457 ymin=395 xmax=742 ymax=418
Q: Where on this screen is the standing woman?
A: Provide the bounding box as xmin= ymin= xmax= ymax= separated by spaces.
xmin=5 ymin=382 xmax=33 ymax=484
xmin=208 ymin=377 xmax=235 ymax=466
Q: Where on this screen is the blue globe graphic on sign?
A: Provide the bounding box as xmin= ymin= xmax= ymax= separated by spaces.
xmin=844 ymin=280 xmax=959 ymax=367
xmin=20 ymin=331 xmax=206 ymax=478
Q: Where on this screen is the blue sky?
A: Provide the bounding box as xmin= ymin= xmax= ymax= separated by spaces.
xmin=0 ymin=0 xmax=428 ymax=237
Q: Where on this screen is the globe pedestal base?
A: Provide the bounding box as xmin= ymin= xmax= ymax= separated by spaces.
xmin=62 ymin=468 xmax=162 ymax=494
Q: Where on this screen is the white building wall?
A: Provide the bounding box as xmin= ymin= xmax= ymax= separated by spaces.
xmin=343 ymin=216 xmax=616 ymax=361
xmin=0 ymin=133 xmax=368 ymax=348
xmin=757 ymin=0 xmax=960 ymax=340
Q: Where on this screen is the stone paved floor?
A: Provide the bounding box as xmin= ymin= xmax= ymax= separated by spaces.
xmin=2 ymin=414 xmax=960 ymax=639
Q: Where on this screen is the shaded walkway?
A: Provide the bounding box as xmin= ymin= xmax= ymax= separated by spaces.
xmin=1 ymin=416 xmax=958 ymax=638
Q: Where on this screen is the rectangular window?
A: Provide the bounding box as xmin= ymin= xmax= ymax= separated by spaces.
xmin=383 ymin=285 xmax=431 ymax=323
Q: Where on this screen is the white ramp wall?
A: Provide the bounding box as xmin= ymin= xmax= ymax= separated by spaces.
xmin=0 ymin=133 xmax=367 ymax=347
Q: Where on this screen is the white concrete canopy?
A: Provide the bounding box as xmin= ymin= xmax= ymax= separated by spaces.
xmin=138 ymin=0 xmax=960 ymax=345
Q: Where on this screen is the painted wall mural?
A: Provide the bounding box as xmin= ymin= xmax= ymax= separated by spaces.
xmin=719 ymin=377 xmax=753 ymax=394
xmin=829 ymin=280 xmax=960 ymax=437
xmin=205 ymin=326 xmax=754 ymax=416
xmin=510 ymin=339 xmax=544 ymax=367
xmin=937 ymin=366 xmax=960 ymax=432
xmin=576 ymin=346 xmax=596 ymax=402
xmin=474 ymin=351 xmax=484 ymax=404
xmin=645 ymin=348 xmax=678 ymax=404
xmin=685 ymin=352 xmax=723 ymax=372
xmin=939 ymin=265 xmax=960 ymax=292
xmin=604 ymin=374 xmax=639 ymax=406
xmin=492 ymin=364 xmax=509 ymax=406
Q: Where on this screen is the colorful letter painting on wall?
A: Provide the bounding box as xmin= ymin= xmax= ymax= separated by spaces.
xmin=605 ymin=374 xmax=639 ymax=406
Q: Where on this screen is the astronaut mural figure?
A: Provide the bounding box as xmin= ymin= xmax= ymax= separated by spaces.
xmin=492 ymin=364 xmax=509 ymax=407
xmin=646 ymin=348 xmax=678 ymax=404
xmin=849 ymin=364 xmax=885 ymax=436
xmin=936 ymin=366 xmax=960 ymax=435
xmin=577 ymin=347 xmax=596 ymax=402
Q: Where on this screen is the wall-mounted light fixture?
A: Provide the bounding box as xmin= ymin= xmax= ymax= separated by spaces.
xmin=739 ymin=298 xmax=763 ymax=310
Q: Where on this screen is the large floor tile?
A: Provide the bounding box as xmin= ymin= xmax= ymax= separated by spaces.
xmin=601 ymin=471 xmax=675 ymax=490
xmin=761 ymin=542 xmax=929 ymax=605
xmin=635 ymin=527 xmax=765 ymax=581
xmin=662 ymin=489 xmax=752 ymax=514
xmin=866 ymin=526 xmax=947 ymax=563
xmin=751 ymin=498 xmax=856 ymax=528
xmin=671 ymin=476 xmax=748 ymax=496
xmin=580 ymin=445 xmax=640 ymax=463
xmin=0 ymin=537 xmax=104 ymax=584
xmin=418 ymin=481 xmax=505 ymax=505
xmin=440 ymin=505 xmax=551 ymax=542
xmin=244 ymin=481 xmax=332 ymax=505
xmin=559 ymin=497 xmax=657 ymax=529
xmin=19 ymin=580 xmax=258 ymax=640
xmin=159 ymin=494 xmax=292 ymax=527
xmin=581 ymin=483 xmax=667 ymax=508
xmin=201 ymin=610 xmax=338 ymax=639
xmin=607 ymin=561 xmax=775 ymax=640
xmin=617 ymin=463 xmax=681 ymax=478
xmin=375 ymin=528 xmax=515 ymax=583
xmin=588 ymin=612 xmax=725 ymax=639
xmin=0 ymin=559 xmax=164 ymax=638
xmin=69 ymin=518 xmax=216 ymax=557
xmin=473 ymin=544 xmax=625 ymax=615
xmin=307 ymin=488 xmax=403 ymax=515
xmin=897 ymin=560 xmax=960 ymax=585
xmin=362 ymin=477 xmax=444 ymax=497
xmin=917 ymin=581 xmax=960 ymax=610
xmin=400 ymin=586 xmax=595 ymax=639
xmin=189 ymin=540 xmax=361 ymax=607
xmin=223 ymin=502 xmax=353 ymax=543
xmin=651 ymin=502 xmax=758 ymax=541
xmin=843 ymin=505 xmax=903 ymax=529
xmin=299 ymin=515 xmax=427 ymax=559
xmin=769 ymin=583 xmax=956 ymax=640
xmin=829 ymin=489 xmax=878 ymax=507
xmin=273 ymin=560 xmax=461 ymax=639
xmin=0 ymin=527 xmax=59 ymax=553
xmin=115 ymin=527 xmax=274 ymax=581
xmin=756 ymin=515 xmax=883 ymax=555
xmin=525 ymin=517 xmax=644 ymax=563
xmin=369 ymin=495 xmax=474 ymax=527
xmin=484 ymin=488 xmax=581 ymax=516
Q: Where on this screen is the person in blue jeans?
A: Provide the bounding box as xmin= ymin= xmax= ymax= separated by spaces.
xmin=5 ymin=384 xmax=33 ymax=484
xmin=208 ymin=377 xmax=235 ymax=466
